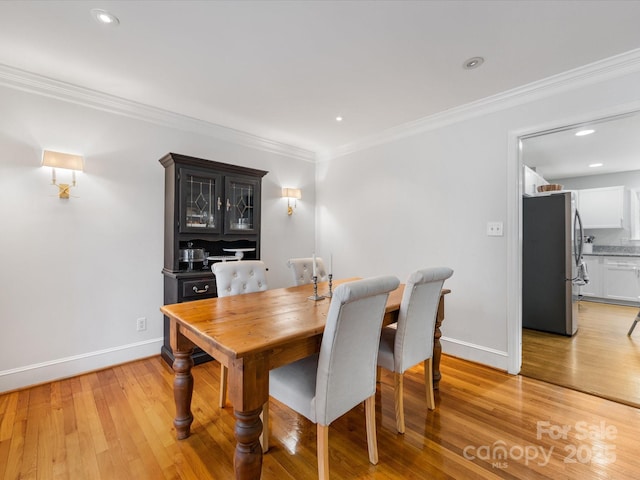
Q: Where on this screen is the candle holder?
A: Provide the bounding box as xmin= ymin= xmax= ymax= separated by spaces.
xmin=308 ymin=275 xmax=326 ymax=301
xmin=325 ymin=273 xmax=333 ymax=298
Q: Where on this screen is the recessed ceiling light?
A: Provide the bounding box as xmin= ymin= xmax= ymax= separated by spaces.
xmin=575 ymin=129 xmax=595 ymax=137
xmin=91 ymin=9 xmax=120 ymax=26
xmin=335 ymin=116 xmax=343 ymax=122
xmin=463 ymin=57 xmax=484 ymax=70
xmin=589 ymin=163 xmax=603 ymax=168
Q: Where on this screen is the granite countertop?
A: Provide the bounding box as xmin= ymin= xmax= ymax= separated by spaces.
xmin=583 ymin=246 xmax=640 ymax=257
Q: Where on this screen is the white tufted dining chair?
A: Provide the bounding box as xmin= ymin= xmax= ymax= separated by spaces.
xmin=287 ymin=257 xmax=328 ymax=286
xmin=377 ymin=267 xmax=453 ymax=434
xmin=213 ymin=259 xmax=268 ymax=298
xmin=269 ymin=275 xmax=400 ymax=480
xmin=211 ymin=260 xmax=269 ymax=410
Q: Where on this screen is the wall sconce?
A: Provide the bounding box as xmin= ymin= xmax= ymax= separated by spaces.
xmin=42 ymin=150 xmax=84 ymax=199
xmin=282 ymin=187 xmax=302 ymax=215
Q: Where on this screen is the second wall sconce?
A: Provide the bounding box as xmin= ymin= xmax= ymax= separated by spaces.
xmin=282 ymin=187 xmax=302 ymax=215
xmin=42 ymin=150 xmax=84 ymax=199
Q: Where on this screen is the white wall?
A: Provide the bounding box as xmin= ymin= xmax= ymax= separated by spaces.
xmin=0 ymin=84 xmax=316 ymax=392
xmin=559 ymin=170 xmax=640 ymax=191
xmin=3 ymin=55 xmax=640 ymax=392
xmin=316 ymin=66 xmax=640 ymax=371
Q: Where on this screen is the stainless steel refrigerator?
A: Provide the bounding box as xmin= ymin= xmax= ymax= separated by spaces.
xmin=522 ymin=191 xmax=587 ymax=336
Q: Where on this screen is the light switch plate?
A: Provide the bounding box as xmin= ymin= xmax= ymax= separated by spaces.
xmin=487 ymin=221 xmax=504 ymax=236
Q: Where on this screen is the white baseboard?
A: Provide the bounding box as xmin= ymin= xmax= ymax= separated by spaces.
xmin=441 ymin=336 xmax=510 ymax=372
xmin=0 ymin=338 xmax=164 ymax=393
xmin=1 ymin=335 xmax=509 ymax=393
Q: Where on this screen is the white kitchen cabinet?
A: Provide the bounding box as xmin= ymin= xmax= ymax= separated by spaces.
xmin=578 ymin=186 xmax=628 ymax=229
xmin=523 ymin=165 xmax=548 ymax=196
xmin=603 ymin=256 xmax=640 ymax=303
xmin=580 ymin=256 xmax=603 ymax=298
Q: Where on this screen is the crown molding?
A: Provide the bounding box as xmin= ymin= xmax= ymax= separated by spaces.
xmin=0 ymin=63 xmax=316 ymax=163
xmin=4 ymin=48 xmax=640 ymax=165
xmin=322 ymin=48 xmax=640 ymax=161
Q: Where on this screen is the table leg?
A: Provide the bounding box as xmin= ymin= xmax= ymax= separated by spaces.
xmin=173 ymin=348 xmax=194 ymax=439
xmin=432 ymin=295 xmax=445 ymax=390
xmin=234 ymin=408 xmax=264 ymax=479
xmin=229 ymin=355 xmax=269 ymax=480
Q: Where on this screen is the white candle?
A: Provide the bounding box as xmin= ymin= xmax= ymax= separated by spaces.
xmin=330 ymin=253 xmax=333 ymax=275
xmin=312 ymin=253 xmax=317 ymax=277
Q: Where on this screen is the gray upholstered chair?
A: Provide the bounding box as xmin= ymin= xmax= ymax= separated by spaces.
xmin=287 ymin=257 xmax=328 ymax=286
xmin=269 ymin=275 xmax=400 ymax=480
xmin=212 ymin=260 xmax=269 ymax=409
xmin=377 ymin=267 xmax=453 ymax=434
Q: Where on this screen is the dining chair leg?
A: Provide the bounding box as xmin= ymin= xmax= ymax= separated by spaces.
xmin=365 ymin=395 xmax=379 ymax=464
xmin=219 ymin=364 xmax=228 ymax=408
xmin=424 ymin=357 xmax=435 ymax=410
xmin=317 ymin=424 xmax=330 ymax=480
xmin=394 ymin=372 xmax=405 ymax=434
xmin=376 ymin=366 xmax=382 ymax=382
xmin=628 ymin=312 xmax=640 ymax=336
xmin=260 ymin=401 xmax=269 ymax=452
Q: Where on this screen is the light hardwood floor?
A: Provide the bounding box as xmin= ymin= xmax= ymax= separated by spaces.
xmin=2 ymin=354 xmax=640 ymax=479
xmin=522 ymin=300 xmax=640 ymax=408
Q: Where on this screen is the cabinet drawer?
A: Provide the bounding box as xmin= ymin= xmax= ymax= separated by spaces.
xmin=182 ymin=279 xmax=216 ymax=299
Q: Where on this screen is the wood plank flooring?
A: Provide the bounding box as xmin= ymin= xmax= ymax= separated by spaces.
xmin=521 ymin=300 xmax=640 ymax=408
xmin=2 ymin=354 xmax=640 ymax=479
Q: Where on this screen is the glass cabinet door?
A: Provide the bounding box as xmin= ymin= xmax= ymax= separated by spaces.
xmin=180 ymin=169 xmax=222 ymax=233
xmin=225 ymin=176 xmax=260 ymax=234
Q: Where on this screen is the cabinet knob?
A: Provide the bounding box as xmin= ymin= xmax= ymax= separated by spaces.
xmin=226 ymin=198 xmax=231 ymax=211
xmin=217 ymin=197 xmax=222 ymax=210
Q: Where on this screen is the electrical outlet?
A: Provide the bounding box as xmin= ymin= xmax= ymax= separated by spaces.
xmin=136 ymin=317 xmax=147 ymax=332
xmin=487 ymin=221 xmax=504 ymax=237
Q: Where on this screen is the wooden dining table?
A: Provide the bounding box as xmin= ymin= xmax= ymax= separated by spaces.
xmin=160 ymin=278 xmax=450 ymax=480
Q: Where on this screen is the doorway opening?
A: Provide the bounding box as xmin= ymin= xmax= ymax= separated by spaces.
xmin=514 ymin=109 xmax=640 ymax=407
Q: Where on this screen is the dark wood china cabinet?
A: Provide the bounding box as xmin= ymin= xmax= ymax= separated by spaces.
xmin=160 ymin=152 xmax=268 ymax=366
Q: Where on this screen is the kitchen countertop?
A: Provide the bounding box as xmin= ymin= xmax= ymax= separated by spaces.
xmin=583 ymin=246 xmax=640 ymax=257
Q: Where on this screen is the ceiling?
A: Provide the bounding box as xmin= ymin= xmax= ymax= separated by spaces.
xmin=1 ymin=0 xmax=640 ymax=156
xmin=522 ymin=111 xmax=640 ymax=180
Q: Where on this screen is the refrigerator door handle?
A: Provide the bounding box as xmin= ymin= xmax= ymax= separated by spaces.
xmin=574 ymin=209 xmax=584 ymax=267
